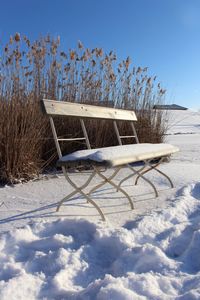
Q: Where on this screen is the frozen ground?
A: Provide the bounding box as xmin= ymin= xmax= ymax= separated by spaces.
xmin=0 ymin=110 xmax=200 ymax=299
xmin=165 ymin=109 xmax=200 ymax=135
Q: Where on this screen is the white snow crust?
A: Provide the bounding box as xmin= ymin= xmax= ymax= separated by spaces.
xmin=166 ymin=109 xmax=200 ymax=135
xmin=58 ymin=143 xmax=179 ymax=167
xmin=0 ymin=109 xmax=200 ymax=299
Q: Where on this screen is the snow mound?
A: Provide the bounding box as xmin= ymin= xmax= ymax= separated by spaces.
xmin=0 ymin=183 xmax=200 ymax=299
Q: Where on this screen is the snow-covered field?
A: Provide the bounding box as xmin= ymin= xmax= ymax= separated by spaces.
xmin=0 ymin=110 xmax=200 ymax=299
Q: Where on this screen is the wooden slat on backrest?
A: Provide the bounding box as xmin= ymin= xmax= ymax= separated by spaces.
xmin=42 ymin=99 xmax=137 ymax=121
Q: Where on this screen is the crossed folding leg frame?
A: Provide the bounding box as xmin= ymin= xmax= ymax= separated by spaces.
xmin=117 ymin=157 xmax=174 ymax=191
xmin=56 ymin=157 xmax=174 ymax=221
xmin=56 ymin=165 xmax=133 ymax=221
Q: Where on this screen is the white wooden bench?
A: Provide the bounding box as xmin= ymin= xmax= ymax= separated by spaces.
xmin=41 ymin=99 xmax=179 ymax=221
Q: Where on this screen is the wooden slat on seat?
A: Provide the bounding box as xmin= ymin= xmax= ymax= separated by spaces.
xmin=42 ymin=99 xmax=137 ymax=121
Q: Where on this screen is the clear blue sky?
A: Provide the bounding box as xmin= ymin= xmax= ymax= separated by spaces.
xmin=0 ymin=0 xmax=200 ymax=108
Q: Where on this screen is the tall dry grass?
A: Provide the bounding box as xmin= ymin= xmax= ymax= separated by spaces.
xmin=0 ymin=33 xmax=167 ymax=184
xmin=0 ymin=97 xmax=46 ymax=183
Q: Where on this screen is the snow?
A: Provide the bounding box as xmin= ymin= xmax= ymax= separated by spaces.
xmin=166 ymin=109 xmax=200 ymax=135
xmin=59 ymin=143 xmax=179 ymax=167
xmin=0 ymin=109 xmax=200 ymax=299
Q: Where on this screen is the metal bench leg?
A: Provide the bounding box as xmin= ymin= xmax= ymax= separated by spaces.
xmin=117 ymin=164 xmax=146 ymax=189
xmin=117 ymin=164 xmax=158 ymax=197
xmin=135 ymin=158 xmax=174 ymax=188
xmin=56 ymin=168 xmax=106 ymax=221
xmin=152 ymin=167 xmax=174 ymax=187
xmin=93 ymin=167 xmax=134 ymax=210
xmin=56 ymin=189 xmax=79 ymax=212
xmin=88 ymin=167 xmax=121 ymax=196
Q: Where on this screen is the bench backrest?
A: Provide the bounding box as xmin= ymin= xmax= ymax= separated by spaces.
xmin=42 ymin=99 xmax=137 ymax=121
xmin=41 ymin=99 xmax=139 ymax=159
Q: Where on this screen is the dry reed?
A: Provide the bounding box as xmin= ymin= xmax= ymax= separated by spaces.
xmin=0 ymin=34 xmax=167 ymax=184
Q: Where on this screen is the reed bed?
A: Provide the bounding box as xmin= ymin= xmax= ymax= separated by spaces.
xmin=0 ymin=34 xmax=167 ymax=183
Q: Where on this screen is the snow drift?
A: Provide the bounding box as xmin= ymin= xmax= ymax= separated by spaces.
xmin=0 ymin=183 xmax=200 ymax=299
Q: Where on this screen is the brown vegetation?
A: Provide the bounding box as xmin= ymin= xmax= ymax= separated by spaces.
xmin=0 ymin=34 xmax=167 ymax=184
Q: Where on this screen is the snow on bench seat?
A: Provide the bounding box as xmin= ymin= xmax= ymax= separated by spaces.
xmin=57 ymin=143 xmax=179 ymax=168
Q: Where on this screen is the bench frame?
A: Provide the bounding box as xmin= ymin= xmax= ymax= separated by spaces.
xmin=41 ymin=99 xmax=176 ymax=221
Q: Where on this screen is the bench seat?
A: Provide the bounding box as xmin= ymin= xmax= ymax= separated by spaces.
xmin=57 ymin=143 xmax=179 ymax=168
